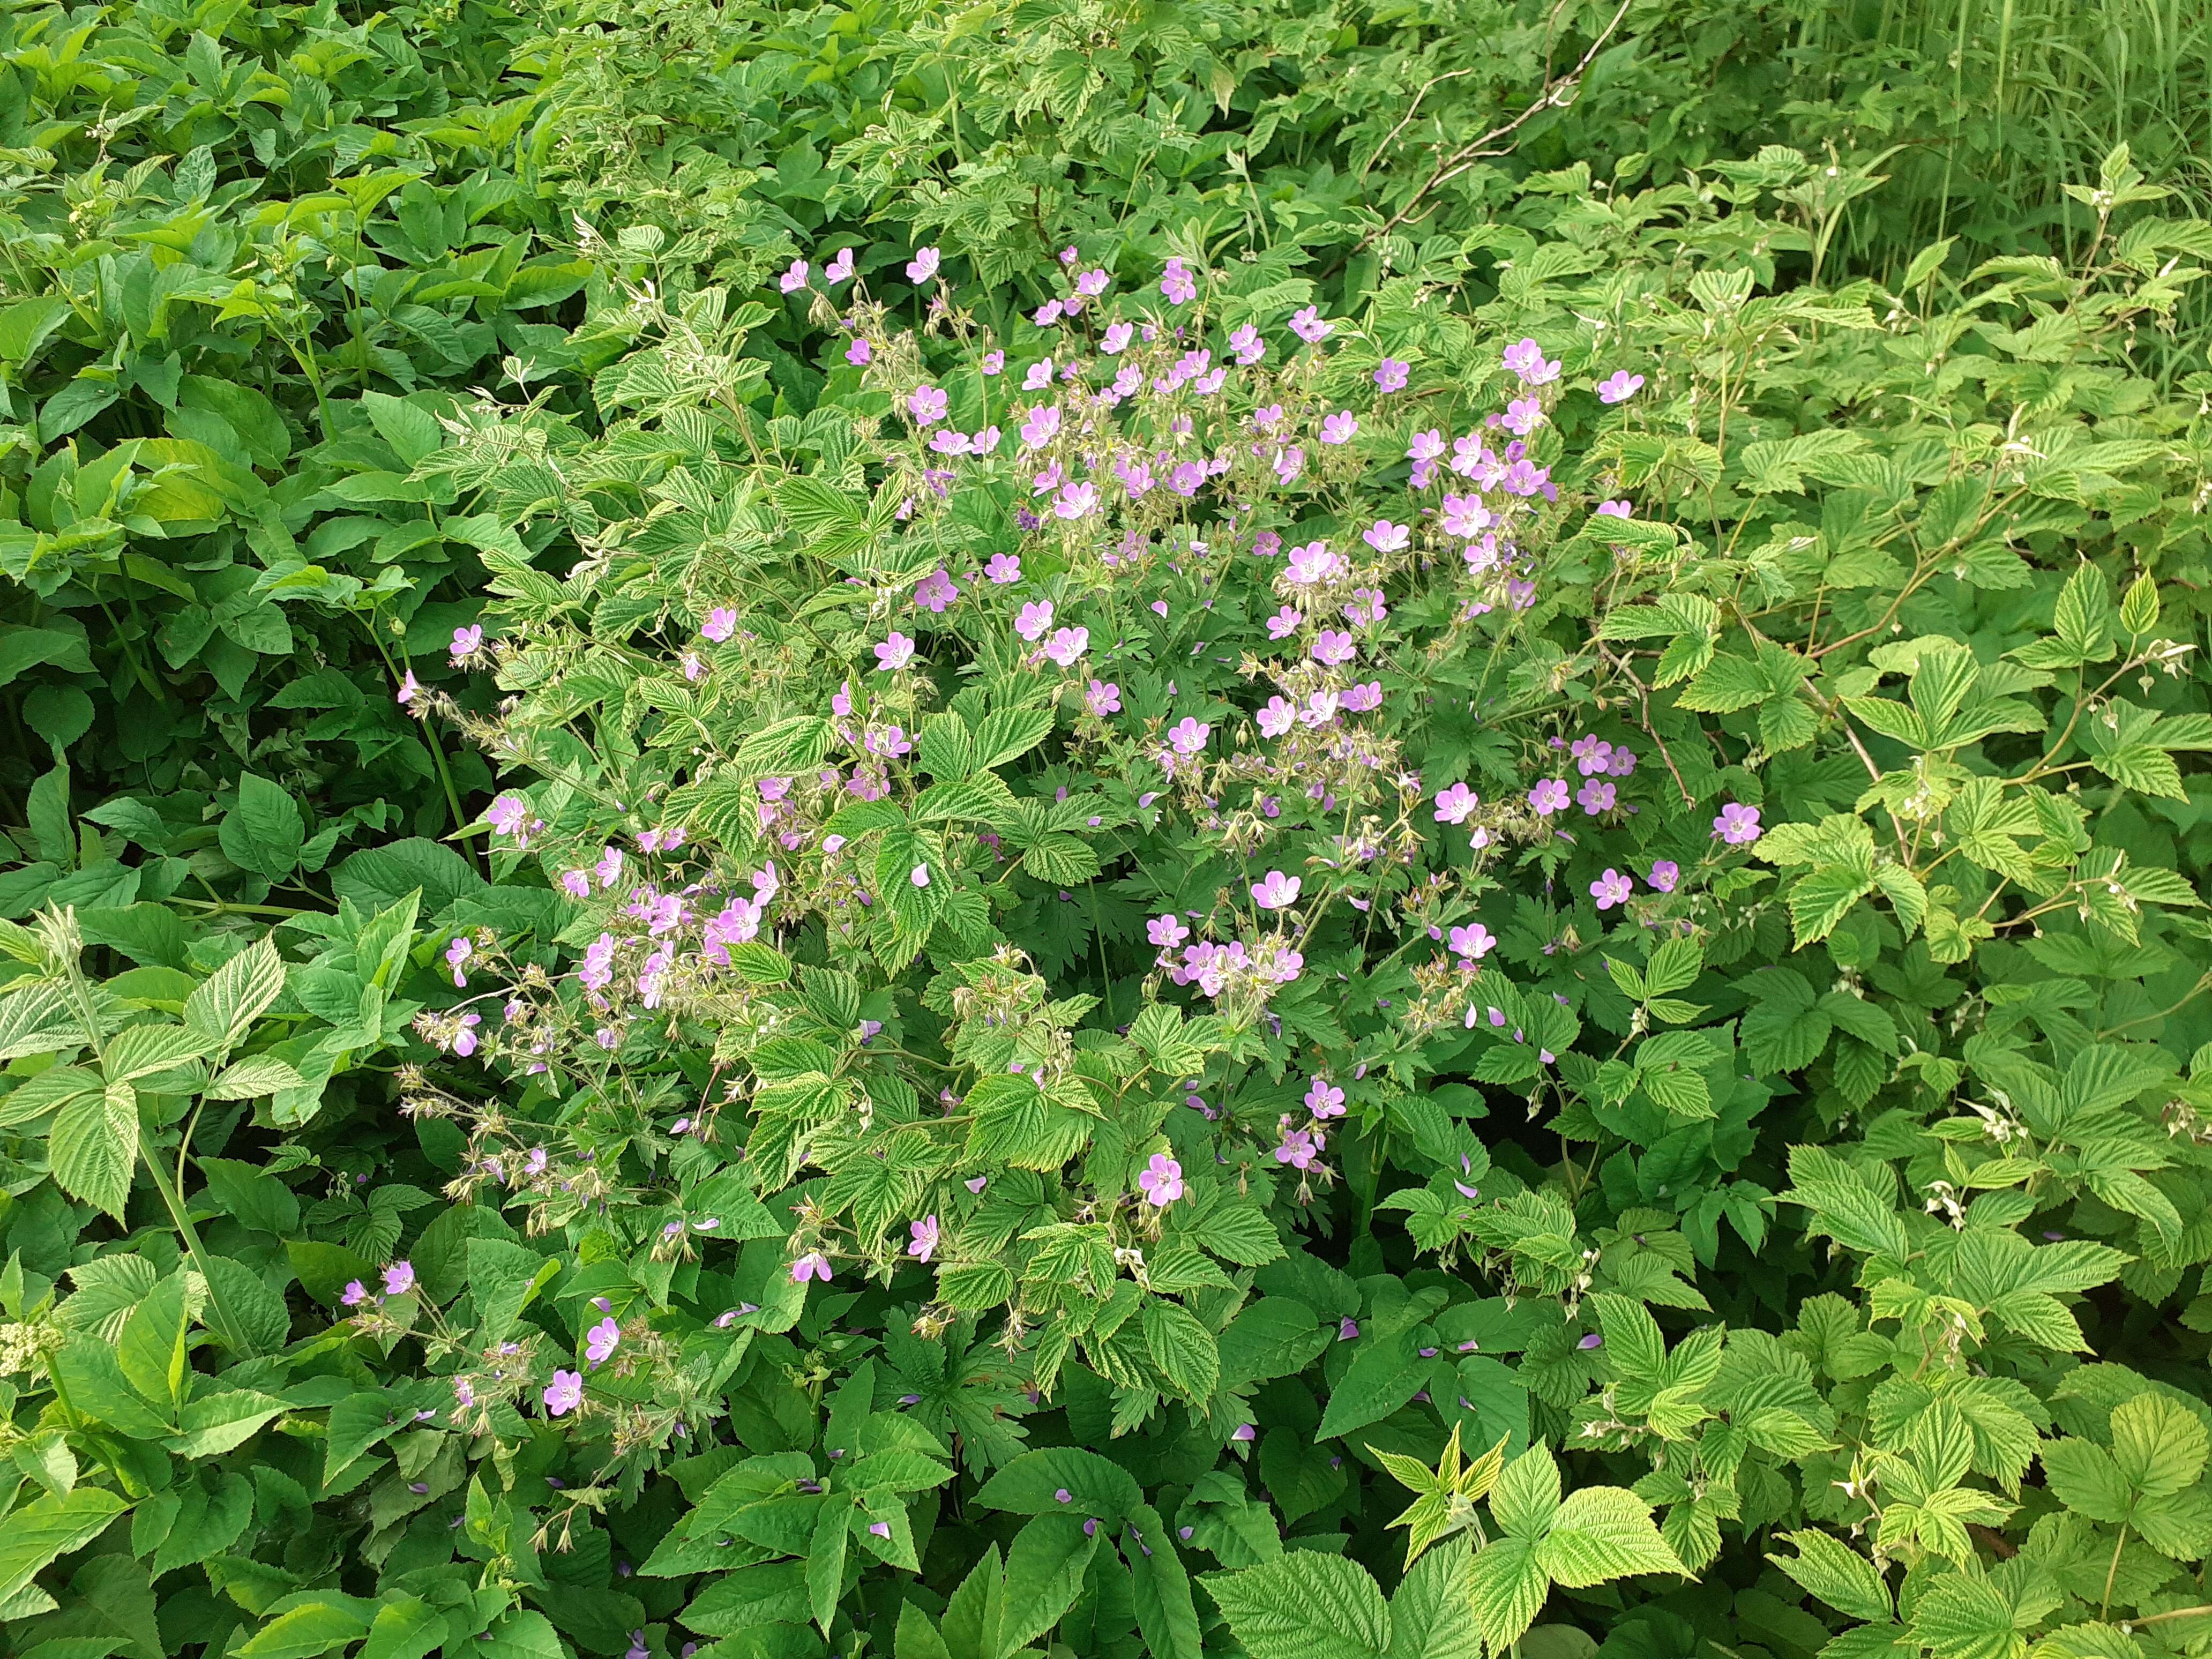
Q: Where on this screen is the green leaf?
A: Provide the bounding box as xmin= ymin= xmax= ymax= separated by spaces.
xmin=219 ymin=774 xmax=307 ymax=881
xmin=1141 ymin=1299 xmax=1220 ymax=1400
xmin=1768 ymin=1529 xmax=1892 ymax=1621
xmin=1318 ymin=1326 xmax=1427 ymax=1440
xmin=976 ymin=1448 xmax=1143 ymax=1522
xmin=1537 ymin=1487 xmax=1683 ymax=1585
xmin=1127 ymin=1503 xmax=1203 ymax=1659
xmin=998 ymin=1513 xmax=1096 ymax=1657
xmin=1204 ymin=1553 xmax=1390 ymax=1659
xmin=237 ymin=1597 xmax=375 ymax=1659
xmin=805 ymin=1500 xmax=846 ymax=1635
xmin=50 ymin=1081 xmax=139 ymax=1220
xmin=1467 ymin=1535 xmax=1549 ymax=1653
xmin=1387 ymin=1547 xmax=1483 ymax=1659
xmin=0 ymin=1487 xmax=129 ymax=1606
xmin=1909 ymin=1572 xmax=2029 ymax=1659
xmin=183 ymin=938 xmax=285 ymax=1048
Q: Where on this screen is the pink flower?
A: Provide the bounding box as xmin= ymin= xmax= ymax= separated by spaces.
xmin=452 ymin=1013 xmax=482 ymax=1057
xmin=1502 ymin=337 xmax=1560 ymax=385
xmin=1147 ymin=914 xmax=1189 ymax=950
xmin=1102 ymin=321 xmax=1135 ymax=355
xmin=791 ymin=1251 xmax=834 ymax=1284
xmin=445 ymin=936 xmax=472 ymax=987
xmin=1138 ymin=1153 xmax=1184 ymax=1206
xmin=1258 ymin=696 xmax=1296 ymax=738
xmin=875 ymin=632 xmax=917 ymax=671
xmin=703 ymin=607 xmax=737 ymax=642
xmin=1590 ymin=868 xmax=1633 ymax=910
xmin=561 ymin=870 xmax=591 ymax=898
xmin=1597 ymin=369 xmax=1645 ymax=404
xmin=1319 ymin=410 xmax=1358 ymax=445
xmin=1433 ymin=782 xmax=1477 ymax=824
xmin=1023 ymin=357 xmax=1054 ymax=390
xmin=908 ymin=1215 xmax=939 ymax=1262
xmin=1043 ymin=626 xmax=1089 ymax=667
xmin=1266 ymin=607 xmax=1302 ymax=640
xmin=382 ymin=1260 xmax=416 ymax=1296
xmin=824 ymin=247 xmax=855 ymax=283
xmin=1168 ymin=718 xmax=1210 ymax=756
xmin=1312 ymin=630 xmax=1356 ymax=667
xmin=396 ymin=670 xmax=420 ymax=705
xmin=1289 ymin=306 xmax=1332 ymax=343
xmin=1274 ymin=1121 xmax=1321 ymax=1170
xmin=487 ymin=793 xmax=528 ymax=836
xmin=1596 ymin=499 xmax=1633 ymax=519
xmin=1251 ymin=870 xmax=1302 ymax=909
xmin=1016 ymin=600 xmax=1055 ymax=640
xmin=1449 ymin=923 xmax=1494 ymax=963
xmin=1076 ymin=267 xmax=1110 ymax=296
xmin=1305 ymin=1077 xmax=1345 ymax=1119
xmin=1529 ymin=778 xmax=1570 ymax=816
xmin=586 ymin=1316 xmax=621 ymax=1365
xmin=908 ymin=384 xmax=949 ymax=424
xmin=543 ymin=1370 xmax=582 ymax=1416
xmin=1576 ymin=779 xmax=1616 ymax=814
xmin=909 ymin=863 xmax=929 ymax=888
xmin=985 ymin=553 xmax=1022 ymax=584
xmin=1160 ymin=258 xmax=1197 ymax=304
xmin=847 ymin=338 xmax=872 ymax=367
xmin=915 ymin=569 xmax=960 ymax=612
xmin=1374 ymin=358 xmax=1409 ymax=392
xmin=1284 ymin=542 xmax=1338 ymax=585
xmin=779 ymin=258 xmax=809 ymax=293
xmin=1086 ymin=679 xmax=1120 ymax=716
xmin=342 ymin=1279 xmax=368 ymax=1307
xmin=1714 ymin=802 xmax=1763 ymax=844
xmin=1648 ymin=860 xmax=1680 ymax=893
xmin=450 ymin=624 xmax=483 ymax=663
xmin=1363 ymin=519 xmax=1409 ymax=553
xmin=1229 ymin=325 xmax=1265 ymax=365
xmin=906 ymin=246 xmax=941 ymax=283
xmin=981 ymin=350 xmax=1004 ymax=375
xmin=1443 ymin=494 xmax=1491 ymax=537
xmin=1053 ymin=480 xmax=1097 ymax=519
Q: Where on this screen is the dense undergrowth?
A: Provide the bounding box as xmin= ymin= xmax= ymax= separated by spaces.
xmin=6 ymin=4 xmax=2212 ymax=1659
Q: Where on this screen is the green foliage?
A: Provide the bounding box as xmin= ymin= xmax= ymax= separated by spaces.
xmin=9 ymin=4 xmax=2212 ymax=1659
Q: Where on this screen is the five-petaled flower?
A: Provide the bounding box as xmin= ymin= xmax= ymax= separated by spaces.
xmin=1251 ymin=870 xmax=1302 ymax=909
xmin=1138 ymin=1153 xmax=1184 ymax=1206
xmin=1590 ymin=868 xmax=1633 ymax=910
xmin=1714 ymin=802 xmax=1763 ymax=844
xmin=543 ymin=1370 xmax=582 ymax=1416
xmin=908 ymin=1215 xmax=939 ymax=1262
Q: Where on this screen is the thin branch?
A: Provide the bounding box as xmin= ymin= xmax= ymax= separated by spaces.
xmin=1364 ymin=0 xmax=1635 ymax=249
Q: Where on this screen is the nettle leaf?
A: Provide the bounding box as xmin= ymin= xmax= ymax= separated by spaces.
xmin=1769 ymin=1529 xmax=1892 ymax=1622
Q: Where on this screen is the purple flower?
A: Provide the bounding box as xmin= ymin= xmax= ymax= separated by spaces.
xmin=1289 ymin=306 xmax=1332 ymax=343
xmin=1147 ymin=914 xmax=1189 ymax=950
xmin=1274 ymin=1122 xmax=1321 ymax=1170
xmin=909 ymin=1215 xmax=940 ymax=1262
xmin=1449 ymin=923 xmax=1495 ymax=963
xmin=1266 ymin=606 xmax=1302 ymax=640
xmin=1529 ymin=778 xmax=1570 ymax=816
xmin=779 ymin=258 xmax=809 ymax=293
xmin=1597 ymin=369 xmax=1645 ymax=404
xmin=543 ymin=1370 xmax=582 ymax=1416
xmin=382 ymin=1260 xmax=415 ymax=1296
xmin=1596 ymin=499 xmax=1633 ymax=520
xmin=1648 ymin=860 xmax=1680 ymax=893
xmin=1373 ymin=358 xmax=1409 ymax=393
xmin=874 ymin=632 xmax=917 ymax=671
xmin=1160 ymin=258 xmax=1198 ymax=305
xmin=1229 ymin=325 xmax=1265 ymax=365
xmin=1305 ymin=1076 xmax=1345 ymax=1119
xmin=1312 ymin=631 xmax=1356 ymax=667
xmin=846 ymin=338 xmax=872 ymax=367
xmin=1230 ymin=1423 xmax=1255 ymax=1442
xmin=908 ymin=384 xmax=949 ymax=424
xmin=915 ymin=569 xmax=959 ymax=612
xmin=1086 ymin=679 xmax=1120 ymax=717
xmin=586 ymin=1316 xmax=620 ymax=1366
xmin=1167 ymin=718 xmax=1210 ymax=756
xmin=869 ymin=1521 xmax=892 ymax=1538
xmin=1433 ymin=782 xmax=1477 ymax=825
xmin=1138 ymin=1153 xmax=1184 ymax=1206
xmin=1251 ymin=870 xmax=1302 ymax=909
xmin=791 ymin=1251 xmax=833 ymax=1284
xmin=396 ymin=670 xmax=420 ymax=705
xmin=906 ymin=246 xmax=941 ymax=283
xmin=702 ymin=606 xmax=737 ymax=642
xmin=1590 ymin=868 xmax=1633 ymax=910
xmin=984 ymin=553 xmax=1022 ymax=584
xmin=1319 ymin=409 xmax=1359 ymax=445
xmin=341 ymin=1279 xmax=368 ymax=1307
xmin=1337 ymin=1317 xmax=1360 ymax=1341
xmin=1714 ymin=802 xmax=1763 ymax=845
xmin=1577 ymin=779 xmax=1617 ymax=814
xmin=1502 ymin=337 xmax=1560 ymax=385
xmin=1363 ymin=519 xmax=1409 ymax=553
xmin=1578 ymin=1332 xmax=1604 ymax=1350
xmin=1055 ymin=480 xmax=1098 ymax=520
xmin=824 ymin=247 xmax=855 ymax=283
xmin=1043 ymin=627 xmax=1089 ymax=667
xmin=1015 ymin=600 xmax=1055 ymax=641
